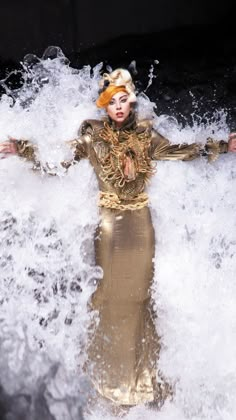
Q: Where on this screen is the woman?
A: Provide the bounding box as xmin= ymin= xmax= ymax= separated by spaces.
xmin=1 ymin=68 xmax=236 ymax=407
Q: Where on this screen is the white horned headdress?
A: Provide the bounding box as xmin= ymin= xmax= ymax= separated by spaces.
xmin=98 ymin=68 xmax=137 ymax=103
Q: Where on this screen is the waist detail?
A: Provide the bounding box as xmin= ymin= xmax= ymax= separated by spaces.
xmin=98 ymin=191 xmax=149 ymax=211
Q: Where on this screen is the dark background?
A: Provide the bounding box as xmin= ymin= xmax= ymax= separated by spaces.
xmin=0 ymin=0 xmax=236 ymax=123
xmin=0 ymin=0 xmax=235 ymax=61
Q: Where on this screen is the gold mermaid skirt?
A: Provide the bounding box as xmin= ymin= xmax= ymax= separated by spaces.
xmin=88 ymin=207 xmax=161 ymax=406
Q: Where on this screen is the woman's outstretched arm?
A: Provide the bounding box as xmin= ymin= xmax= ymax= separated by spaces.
xmin=0 ymin=130 xmax=89 ymax=173
xmin=63 ymin=136 xmax=89 ymax=167
xmin=150 ymin=130 xmax=236 ymax=162
xmin=62 ymin=120 xmax=94 ymax=168
xmin=0 ymin=138 xmax=66 ymax=175
xmin=0 ymin=138 xmax=37 ymax=160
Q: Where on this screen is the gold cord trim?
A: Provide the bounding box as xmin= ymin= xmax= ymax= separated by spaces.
xmin=97 ymin=123 xmax=155 ymax=197
xmin=98 ymin=191 xmax=149 ymax=211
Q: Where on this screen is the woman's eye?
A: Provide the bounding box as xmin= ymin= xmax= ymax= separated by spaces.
xmin=121 ymin=98 xmax=127 ymax=103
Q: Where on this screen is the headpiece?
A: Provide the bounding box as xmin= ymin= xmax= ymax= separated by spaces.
xmin=96 ymin=68 xmax=136 ymax=108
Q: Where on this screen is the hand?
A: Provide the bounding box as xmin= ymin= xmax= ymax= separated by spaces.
xmin=0 ymin=140 xmax=17 ymax=154
xmin=228 ymin=133 xmax=236 ymax=152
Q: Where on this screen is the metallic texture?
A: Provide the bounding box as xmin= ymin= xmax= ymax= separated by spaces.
xmin=15 ymin=139 xmax=37 ymax=161
xmin=98 ymin=191 xmax=149 ymax=211
xmin=88 ymin=206 xmax=169 ymax=405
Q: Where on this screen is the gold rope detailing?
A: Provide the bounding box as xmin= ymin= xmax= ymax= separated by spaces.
xmin=99 ymin=191 xmax=149 ymax=211
xmin=96 ymin=123 xmax=155 ymax=199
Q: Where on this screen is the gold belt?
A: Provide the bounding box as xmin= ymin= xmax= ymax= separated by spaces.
xmin=98 ymin=191 xmax=149 ymax=211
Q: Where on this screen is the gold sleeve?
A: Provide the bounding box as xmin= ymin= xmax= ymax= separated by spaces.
xmin=62 ymin=135 xmax=91 ymax=169
xmin=150 ymin=130 xmax=228 ymax=162
xmin=67 ymin=135 xmax=90 ymax=162
xmin=62 ymin=122 xmax=94 ymax=169
xmin=15 ymin=140 xmax=37 ymax=161
xmin=15 ymin=140 xmax=60 ymax=175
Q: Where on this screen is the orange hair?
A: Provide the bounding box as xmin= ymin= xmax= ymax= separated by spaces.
xmin=96 ymin=85 xmax=128 ymax=108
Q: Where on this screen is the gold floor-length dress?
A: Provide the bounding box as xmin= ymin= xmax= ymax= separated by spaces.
xmin=15 ymin=113 xmax=228 ymax=406
xmin=71 ymin=114 xmax=228 ymax=406
xmin=91 ymin=206 xmax=158 ymax=405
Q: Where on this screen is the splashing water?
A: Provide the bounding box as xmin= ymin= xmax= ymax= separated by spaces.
xmin=0 ymin=47 xmax=236 ymax=420
xmin=144 ymin=63 xmax=157 ymax=92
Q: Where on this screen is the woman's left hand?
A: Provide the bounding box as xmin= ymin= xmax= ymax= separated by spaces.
xmin=228 ymin=133 xmax=236 ymax=152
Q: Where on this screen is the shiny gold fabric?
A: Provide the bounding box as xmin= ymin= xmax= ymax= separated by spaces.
xmin=88 ymin=207 xmax=160 ymax=405
xmin=98 ymin=191 xmax=149 ymax=210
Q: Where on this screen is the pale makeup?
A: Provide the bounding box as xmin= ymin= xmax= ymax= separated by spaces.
xmin=106 ymin=91 xmax=131 ymax=127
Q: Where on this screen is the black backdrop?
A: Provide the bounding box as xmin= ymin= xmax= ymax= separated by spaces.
xmin=0 ymin=0 xmax=236 ymax=125
xmin=0 ymin=0 xmax=235 ymax=61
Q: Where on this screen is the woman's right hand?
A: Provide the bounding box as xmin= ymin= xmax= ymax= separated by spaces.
xmin=0 ymin=140 xmax=17 ymax=155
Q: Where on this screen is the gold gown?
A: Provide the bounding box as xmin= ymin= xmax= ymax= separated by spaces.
xmin=15 ymin=113 xmax=228 ymax=406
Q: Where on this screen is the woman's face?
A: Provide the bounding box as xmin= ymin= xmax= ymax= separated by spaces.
xmin=106 ymin=91 xmax=131 ymax=126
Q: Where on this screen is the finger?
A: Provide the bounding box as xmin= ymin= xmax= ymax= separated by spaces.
xmin=0 ymin=143 xmax=16 ymax=154
xmin=9 ymin=143 xmax=16 ymax=153
xmin=229 ymin=138 xmax=236 ymax=145
xmin=0 ymin=145 xmax=7 ymax=153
